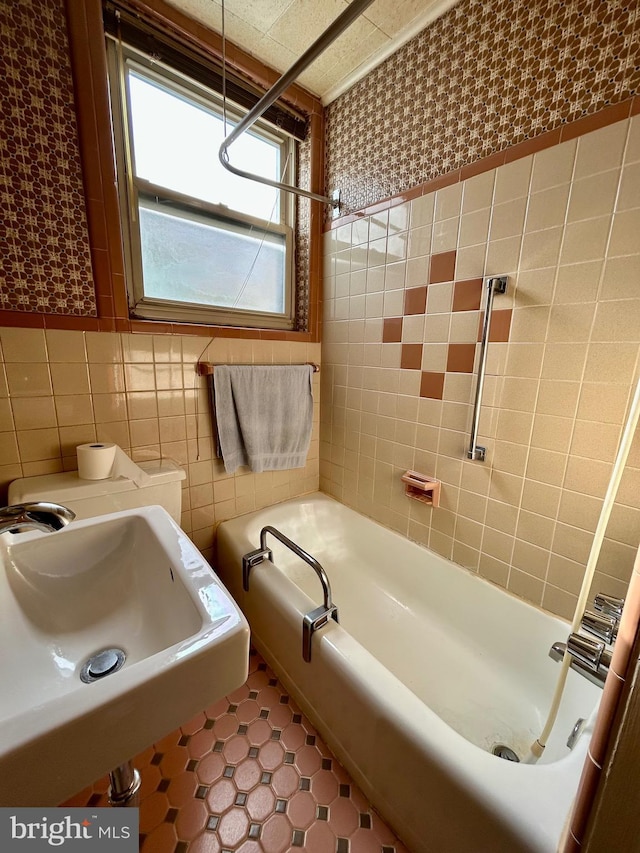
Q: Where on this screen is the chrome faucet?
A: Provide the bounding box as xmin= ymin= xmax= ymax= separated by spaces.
xmin=549 ymin=592 xmax=625 ymax=689
xmin=0 ymin=502 xmax=76 ymax=535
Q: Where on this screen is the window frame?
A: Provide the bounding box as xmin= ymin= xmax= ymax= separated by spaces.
xmin=107 ymin=42 xmax=298 ymax=330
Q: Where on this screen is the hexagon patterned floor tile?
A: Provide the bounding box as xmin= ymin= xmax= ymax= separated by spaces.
xmin=63 ymin=649 xmax=410 ymax=852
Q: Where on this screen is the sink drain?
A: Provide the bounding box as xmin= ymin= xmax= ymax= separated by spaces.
xmin=80 ymin=648 xmax=126 ymax=683
xmin=492 ymin=744 xmax=520 ymax=762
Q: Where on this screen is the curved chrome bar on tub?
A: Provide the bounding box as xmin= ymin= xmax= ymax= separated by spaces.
xmin=242 ymin=525 xmax=338 ymax=662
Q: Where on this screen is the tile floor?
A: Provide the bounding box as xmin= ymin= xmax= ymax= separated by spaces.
xmin=64 ymin=649 xmax=409 ymax=852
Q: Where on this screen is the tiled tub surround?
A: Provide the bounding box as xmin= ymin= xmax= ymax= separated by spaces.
xmin=321 ymin=115 xmax=640 ymax=621
xmin=0 ymin=330 xmax=320 ymax=561
xmin=64 ymin=649 xmax=408 ymax=853
xmin=324 ymin=0 xmax=640 ymax=216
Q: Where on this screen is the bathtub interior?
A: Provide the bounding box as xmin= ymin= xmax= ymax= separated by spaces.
xmin=221 ymin=494 xmax=600 ymax=766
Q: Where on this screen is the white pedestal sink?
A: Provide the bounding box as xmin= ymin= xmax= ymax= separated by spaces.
xmin=0 ymin=505 xmax=250 ymax=806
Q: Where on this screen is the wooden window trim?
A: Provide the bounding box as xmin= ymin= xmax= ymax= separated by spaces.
xmin=57 ymin=0 xmax=324 ymax=342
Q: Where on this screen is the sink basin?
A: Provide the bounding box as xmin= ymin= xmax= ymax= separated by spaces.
xmin=0 ymin=505 xmax=249 ymax=806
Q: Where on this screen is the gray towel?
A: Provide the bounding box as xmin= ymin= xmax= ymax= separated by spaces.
xmin=213 ymin=364 xmax=314 ymax=474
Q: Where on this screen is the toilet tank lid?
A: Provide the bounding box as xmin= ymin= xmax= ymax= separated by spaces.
xmin=8 ymin=459 xmax=186 ymax=504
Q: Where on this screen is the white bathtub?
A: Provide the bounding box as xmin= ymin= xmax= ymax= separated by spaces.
xmin=216 ymin=493 xmax=600 ymax=853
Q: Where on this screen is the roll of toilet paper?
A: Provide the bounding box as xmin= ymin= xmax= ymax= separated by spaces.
xmin=76 ymin=443 xmax=151 ymax=486
xmin=77 ymin=442 xmax=117 ymax=480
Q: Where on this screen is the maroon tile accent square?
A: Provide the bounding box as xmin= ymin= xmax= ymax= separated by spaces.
xmin=447 ymin=343 xmax=477 ymax=373
xmin=490 ymin=309 xmax=513 ymax=342
xmin=477 ymin=309 xmax=513 ymax=343
xmin=404 ymin=286 xmax=428 ymax=315
xmin=382 ymin=317 xmax=403 ymax=342
xmin=429 ymin=251 xmax=456 ymax=283
xmin=401 ymin=343 xmax=423 ymax=370
xmin=453 ymin=278 xmax=483 ymax=312
xmin=420 ymin=371 xmax=445 ymax=399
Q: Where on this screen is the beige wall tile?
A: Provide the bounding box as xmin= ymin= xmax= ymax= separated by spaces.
xmin=55 ymin=395 xmax=94 ymax=427
xmin=563 ymin=455 xmax=612 ymax=498
xmin=6 ymin=363 xmax=52 ymax=397
xmin=12 ymin=397 xmax=57 ymax=430
xmin=520 ymin=227 xmax=563 ymax=270
xmin=567 ymin=170 xmax=620 ymax=222
xmin=525 ymin=185 xmax=570 ymax=232
xmin=410 ymin=194 xmax=434 ymax=229
xmin=490 ymin=198 xmax=528 ymax=240
xmin=434 ymin=183 xmax=463 ymax=221
xmin=541 ymin=343 xmax=589 ymax=382
xmin=508 ymin=568 xmax=543 ymax=606
xmin=609 ymin=208 xmax=640 ymax=257
xmin=16 ymin=427 xmax=60 ymax=462
xmin=515 ymin=268 xmax=556 ymax=304
xmin=530 ymin=139 xmax=577 ymax=192
xmin=521 ymin=479 xmax=561 ymax=519
xmin=537 ymin=379 xmax=580 ymax=417
xmin=512 ymin=538 xmax=550 ymax=580
xmin=571 ymin=419 xmax=622 ymax=464
xmin=592 ymin=299 xmax=640 ymax=342
xmin=547 ymin=303 xmax=595 ymax=342
xmin=493 ymin=156 xmax=533 ymax=203
xmin=455 ymin=244 xmax=486 ymax=280
xmin=561 ymin=217 xmax=611 ymax=265
xmin=542 ymin=584 xmax=577 ymax=620
xmin=526 ymin=447 xmax=566 ymax=486
xmin=516 ymin=509 xmax=555 ymax=550
xmin=531 ymin=414 xmax=574 ymax=453
xmin=554 ymin=260 xmax=602 ymax=303
xmin=574 ymin=122 xmax=627 ymax=179
xmin=462 ymin=169 xmax=495 ymax=212
xmin=478 ymin=552 xmax=509 ymax=586
xmin=459 ymin=208 xmax=490 ymax=247
xmin=616 ymin=161 xmax=640 ymax=210
xmin=484 ymin=497 xmax=518 ymax=536
xmin=0 ymin=328 xmax=47 ymax=362
xmin=485 ymin=235 xmax=522 ymax=274
xmin=50 ymin=362 xmax=90 ymax=395
xmin=547 ymin=553 xmax=586 ymax=595
xmin=600 ymin=255 xmax=640 ymax=301
xmin=59 ymin=424 xmax=96 ymax=457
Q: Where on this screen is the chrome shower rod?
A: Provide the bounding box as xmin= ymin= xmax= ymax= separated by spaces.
xmin=219 ymin=0 xmax=377 ymax=207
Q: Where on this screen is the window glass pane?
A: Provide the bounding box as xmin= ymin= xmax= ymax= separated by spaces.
xmin=128 ymin=70 xmax=281 ymax=222
xmin=138 ymin=197 xmax=286 ymax=314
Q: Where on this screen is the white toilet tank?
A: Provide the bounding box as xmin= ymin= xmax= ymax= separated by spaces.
xmin=8 ymin=460 xmax=186 ymax=523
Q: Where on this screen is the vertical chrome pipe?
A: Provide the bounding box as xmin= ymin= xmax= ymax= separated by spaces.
xmin=467 ymin=276 xmax=508 ymax=462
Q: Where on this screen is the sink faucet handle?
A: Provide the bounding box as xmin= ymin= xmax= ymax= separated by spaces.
xmin=593 ymin=593 xmax=625 ymax=619
xmin=0 ymin=501 xmax=75 ymax=534
xmin=581 ymin=609 xmax=618 ymax=644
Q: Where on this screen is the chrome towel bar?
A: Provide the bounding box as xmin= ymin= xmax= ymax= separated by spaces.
xmin=467 ymin=276 xmax=508 ymax=462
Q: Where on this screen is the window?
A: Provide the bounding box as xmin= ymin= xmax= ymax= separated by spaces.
xmin=108 ymin=44 xmax=297 ymax=328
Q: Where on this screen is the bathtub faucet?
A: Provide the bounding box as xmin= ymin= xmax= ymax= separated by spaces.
xmin=549 ymin=592 xmax=624 ymax=688
xmin=242 ymin=525 xmax=339 ymax=662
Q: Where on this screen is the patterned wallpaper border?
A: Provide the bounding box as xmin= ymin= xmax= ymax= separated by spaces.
xmin=325 ymin=0 xmax=640 ymax=216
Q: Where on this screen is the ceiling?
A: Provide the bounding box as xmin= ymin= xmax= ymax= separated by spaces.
xmin=163 ymin=0 xmax=461 ymax=104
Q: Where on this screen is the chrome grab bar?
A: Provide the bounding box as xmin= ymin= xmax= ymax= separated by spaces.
xmin=467 ymin=275 xmax=508 ymax=462
xmin=242 ymin=525 xmax=338 ymax=662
